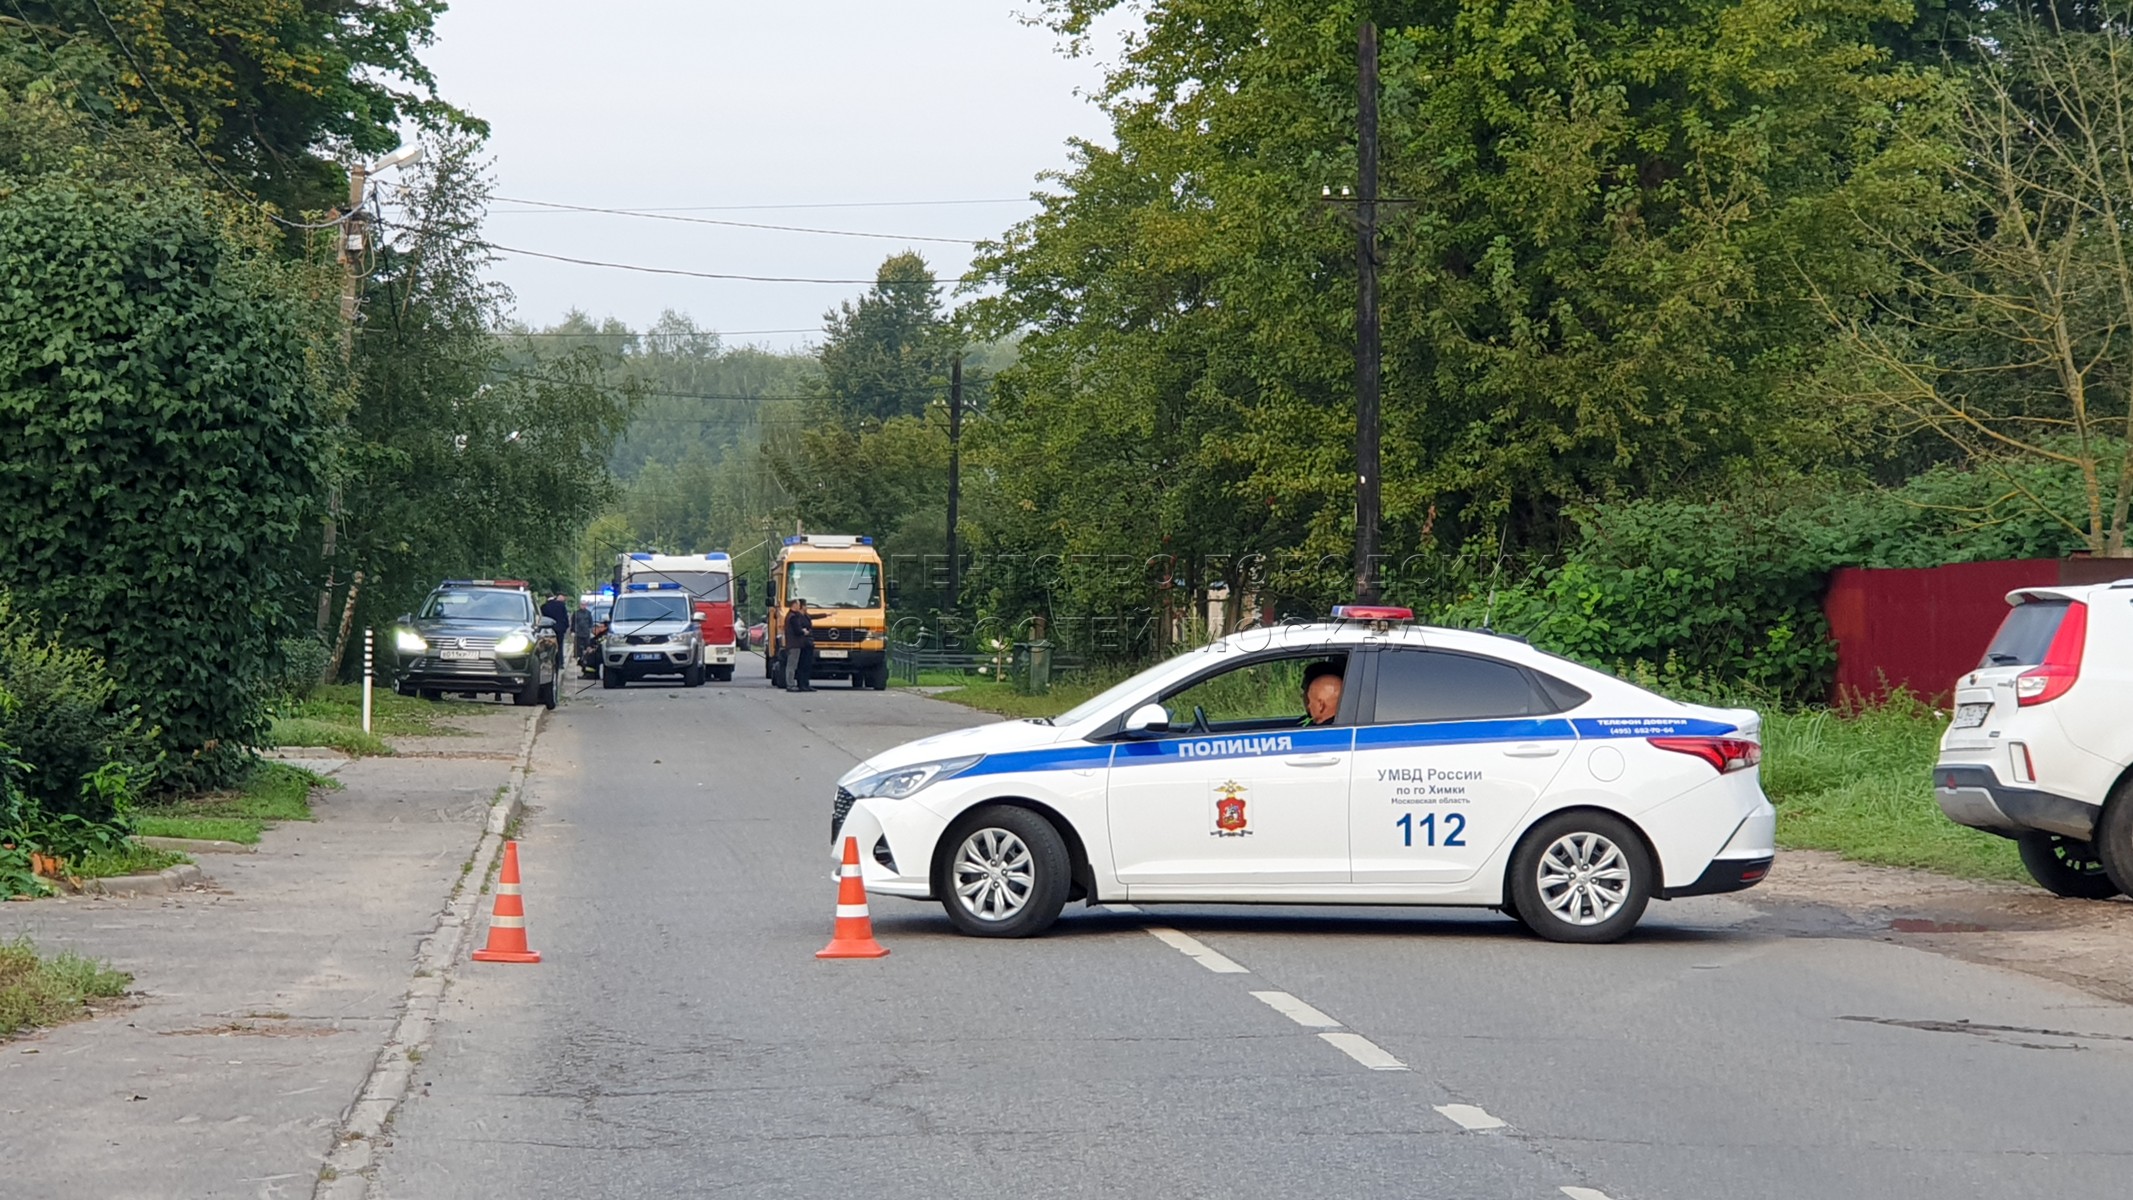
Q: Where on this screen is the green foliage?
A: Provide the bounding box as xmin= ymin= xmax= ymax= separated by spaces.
xmin=1764 ymin=696 xmax=2024 ymax=882
xmin=1446 ymin=498 xmax=1837 ymax=700
xmin=818 ymin=252 xmax=948 ymax=423
xmin=0 ymin=594 xmax=158 ymax=824
xmin=131 ymin=760 xmax=320 ymax=844
xmin=3 ymin=0 xmax=479 ymax=216
xmin=978 ymin=0 xmax=1927 ymax=624
xmin=273 ymin=637 xmax=332 ymax=702
xmin=327 ymin=135 xmax=635 ymax=656
xmin=0 ymin=936 xmax=130 ymax=1036
xmin=0 ymin=176 xmax=329 ymax=786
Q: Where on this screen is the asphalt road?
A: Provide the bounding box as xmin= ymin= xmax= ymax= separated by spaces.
xmin=375 ymin=665 xmax=2133 ymax=1199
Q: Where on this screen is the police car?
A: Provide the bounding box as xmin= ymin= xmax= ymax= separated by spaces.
xmin=831 ymin=607 xmax=1775 ymax=943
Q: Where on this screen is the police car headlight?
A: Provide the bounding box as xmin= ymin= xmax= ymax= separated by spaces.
xmin=845 ymin=755 xmax=982 ymax=800
xmin=394 ymin=629 xmax=428 ymax=653
xmin=494 ymin=632 xmax=533 ymax=654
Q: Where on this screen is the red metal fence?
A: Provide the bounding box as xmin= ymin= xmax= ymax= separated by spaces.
xmin=1824 ymin=557 xmax=2133 ymax=703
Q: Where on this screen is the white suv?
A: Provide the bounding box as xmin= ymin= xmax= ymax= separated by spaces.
xmin=1935 ymin=580 xmax=2133 ymax=898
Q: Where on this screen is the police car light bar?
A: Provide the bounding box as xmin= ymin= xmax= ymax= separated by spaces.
xmin=625 ymin=581 xmax=686 ymax=591
xmin=441 ymin=579 xmax=528 ymax=589
xmin=704 ymin=552 xmax=730 ymax=560
xmin=629 ymin=552 xmax=654 ymax=560
xmin=1331 ymin=605 xmax=1413 ymax=621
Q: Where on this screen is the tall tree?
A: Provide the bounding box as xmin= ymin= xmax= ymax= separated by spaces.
xmin=819 ymin=252 xmax=948 ymax=423
xmin=3 ymin=0 xmax=478 ymax=216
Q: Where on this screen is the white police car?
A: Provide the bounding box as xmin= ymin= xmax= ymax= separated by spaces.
xmin=832 ymin=607 xmax=1775 ymax=943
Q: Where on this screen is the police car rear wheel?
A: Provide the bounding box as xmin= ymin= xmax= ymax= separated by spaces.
xmin=939 ymin=806 xmax=1070 ymax=938
xmin=1510 ymin=811 xmax=1652 ymax=944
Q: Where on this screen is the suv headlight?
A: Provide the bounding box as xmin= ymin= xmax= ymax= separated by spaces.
xmin=395 ymin=629 xmax=428 ymax=653
xmin=844 ymin=755 xmax=983 ymax=800
xmin=495 ymin=632 xmax=533 ymax=654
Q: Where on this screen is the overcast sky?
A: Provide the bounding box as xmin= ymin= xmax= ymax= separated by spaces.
xmin=421 ymin=1 xmax=1120 ymax=351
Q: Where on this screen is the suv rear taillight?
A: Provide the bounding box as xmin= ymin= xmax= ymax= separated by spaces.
xmin=1649 ymin=737 xmax=1762 ymax=773
xmin=2016 ymin=601 xmax=2088 ymax=706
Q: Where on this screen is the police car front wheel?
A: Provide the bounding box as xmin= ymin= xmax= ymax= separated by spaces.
xmin=1508 ymin=810 xmax=1654 ymax=944
xmin=938 ymin=805 xmax=1070 ymax=939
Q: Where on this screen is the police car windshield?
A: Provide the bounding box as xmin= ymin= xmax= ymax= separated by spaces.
xmin=421 ymin=590 xmax=529 ymax=622
xmin=1051 ymin=647 xmax=1217 ymax=728
xmin=612 ymin=594 xmax=690 ymax=623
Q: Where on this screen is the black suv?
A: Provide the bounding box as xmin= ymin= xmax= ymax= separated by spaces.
xmin=391 ymin=580 xmax=560 ymax=708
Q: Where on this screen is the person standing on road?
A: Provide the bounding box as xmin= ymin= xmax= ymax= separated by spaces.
xmin=783 ymin=596 xmax=816 ymax=692
xmin=570 ymin=599 xmax=594 ymax=664
xmin=540 ymin=592 xmax=570 ymax=643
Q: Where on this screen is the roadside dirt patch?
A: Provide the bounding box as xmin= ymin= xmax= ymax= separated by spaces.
xmin=1755 ymin=849 xmax=2133 ymax=1005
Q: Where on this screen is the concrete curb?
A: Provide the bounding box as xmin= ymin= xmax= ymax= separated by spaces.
xmin=136 ymin=836 xmax=255 ymax=856
xmin=313 ymin=706 xmax=543 ymax=1199
xmin=81 ymin=863 xmax=207 ymax=896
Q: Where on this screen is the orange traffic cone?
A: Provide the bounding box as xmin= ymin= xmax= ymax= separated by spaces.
xmin=816 ymin=836 xmax=889 ymax=959
xmin=471 ymin=840 xmax=542 ymax=964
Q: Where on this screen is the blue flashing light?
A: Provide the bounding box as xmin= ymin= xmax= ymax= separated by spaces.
xmin=855 ymin=536 xmax=874 ymax=545
xmin=783 ymin=536 xmax=804 ymax=545
xmin=628 ymin=552 xmax=654 ymax=561
xmin=597 ymin=586 xmax=615 ymax=596
xmin=704 ymin=552 xmax=730 ymax=560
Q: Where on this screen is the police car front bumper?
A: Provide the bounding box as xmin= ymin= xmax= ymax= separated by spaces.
xmin=831 ymin=793 xmax=945 ymax=900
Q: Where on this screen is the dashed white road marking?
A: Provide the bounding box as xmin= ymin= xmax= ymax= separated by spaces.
xmin=1318 ymin=1031 xmax=1408 ymax=1071
xmin=1560 ymin=1189 xmax=1614 ymax=1200
xmin=1145 ymin=927 xmax=1250 ymax=973
xmin=1434 ymin=1103 xmax=1508 ymax=1131
xmin=1250 ymin=990 xmax=1341 ymax=1029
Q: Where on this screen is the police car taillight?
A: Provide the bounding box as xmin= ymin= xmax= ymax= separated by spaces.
xmin=1331 ymin=605 xmax=1413 ymax=621
xmin=1649 ymin=737 xmax=1761 ymax=774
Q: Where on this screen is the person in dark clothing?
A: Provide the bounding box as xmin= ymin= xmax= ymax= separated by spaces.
xmin=570 ymin=600 xmax=594 ymax=663
xmin=540 ymin=593 xmax=570 ymax=645
xmin=782 ymin=596 xmax=815 ymax=692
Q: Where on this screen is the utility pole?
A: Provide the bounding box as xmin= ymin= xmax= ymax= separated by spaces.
xmin=1354 ymin=19 xmax=1383 ymax=604
xmin=316 ymin=161 xmax=368 ymax=635
xmin=945 ymin=355 xmax=963 ymax=614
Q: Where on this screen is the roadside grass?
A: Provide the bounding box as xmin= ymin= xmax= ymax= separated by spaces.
xmin=69 ymin=842 xmax=188 ymax=879
xmin=1763 ymin=699 xmax=2027 ymax=883
xmin=267 ymin=683 xmax=487 ymax=754
xmin=132 ymin=762 xmax=329 ymax=845
xmin=0 ymin=937 xmax=130 ymax=1039
xmin=921 ymin=675 xmax=1118 ymax=720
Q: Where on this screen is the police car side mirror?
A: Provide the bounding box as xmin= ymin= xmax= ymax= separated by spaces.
xmin=735 ymin=578 xmax=749 ymax=607
xmin=1123 ymin=703 xmax=1171 ymax=736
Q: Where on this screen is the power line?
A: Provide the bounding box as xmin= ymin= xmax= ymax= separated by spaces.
xmin=490 ymin=196 xmax=980 ymax=245
xmin=492 ymin=197 xmax=1035 ymax=214
xmin=505 ymin=328 xmax=821 ymax=338
xmin=480 ymin=241 xmax=884 ymax=284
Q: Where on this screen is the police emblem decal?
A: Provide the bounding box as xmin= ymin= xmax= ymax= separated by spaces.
xmin=1212 ymin=779 xmax=1251 ymax=837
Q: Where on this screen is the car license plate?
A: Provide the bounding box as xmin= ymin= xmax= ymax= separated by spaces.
xmin=439 ymin=649 xmax=484 ymax=661
xmin=1954 ymin=702 xmax=1992 ymax=729
xmin=632 ymin=652 xmax=663 ymax=662
xmin=817 ymin=649 xmax=849 ymax=659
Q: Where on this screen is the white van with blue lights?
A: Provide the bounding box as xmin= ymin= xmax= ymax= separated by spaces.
xmin=831 ymin=606 xmax=1774 ymax=943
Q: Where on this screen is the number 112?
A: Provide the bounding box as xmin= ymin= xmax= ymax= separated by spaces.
xmin=1396 ymin=811 xmax=1466 ymax=847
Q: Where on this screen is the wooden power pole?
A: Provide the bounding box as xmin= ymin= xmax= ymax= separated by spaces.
xmin=316 ymin=162 xmax=368 ymax=636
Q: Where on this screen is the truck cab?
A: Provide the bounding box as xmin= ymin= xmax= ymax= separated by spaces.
xmin=767 ymin=534 xmax=891 ymax=690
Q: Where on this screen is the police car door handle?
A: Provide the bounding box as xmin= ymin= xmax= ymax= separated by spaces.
xmin=1285 ymin=754 xmax=1343 ymax=768
xmin=1503 ymin=743 xmax=1562 ymax=758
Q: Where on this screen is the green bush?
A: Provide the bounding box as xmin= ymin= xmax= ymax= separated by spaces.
xmin=0 ymin=177 xmax=330 ymax=788
xmin=1443 ymin=459 xmax=2109 ymax=703
xmin=0 ymin=595 xmax=157 ymax=826
xmin=273 ymin=637 xmax=333 ymax=702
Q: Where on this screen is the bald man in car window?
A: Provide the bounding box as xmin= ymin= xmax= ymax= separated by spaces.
xmin=1302 ymin=661 xmax=1344 ymax=725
